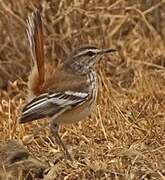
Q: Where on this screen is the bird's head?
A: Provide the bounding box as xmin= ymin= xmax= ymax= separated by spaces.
xmin=65 ymin=45 xmax=116 ymax=73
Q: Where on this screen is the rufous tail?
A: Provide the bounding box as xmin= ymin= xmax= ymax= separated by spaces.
xmin=26 ymin=9 xmax=45 ymax=94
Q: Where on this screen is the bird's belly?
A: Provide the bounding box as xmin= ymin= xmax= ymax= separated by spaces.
xmin=54 ymin=101 xmax=96 ymax=124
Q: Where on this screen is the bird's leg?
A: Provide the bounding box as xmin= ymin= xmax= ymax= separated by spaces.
xmin=50 ymin=123 xmax=72 ymax=161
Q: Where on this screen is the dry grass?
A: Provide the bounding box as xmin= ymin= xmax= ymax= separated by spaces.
xmin=0 ymin=0 xmax=165 ymax=179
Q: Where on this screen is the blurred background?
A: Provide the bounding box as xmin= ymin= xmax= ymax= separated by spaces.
xmin=0 ymin=0 xmax=165 ymax=179
xmin=0 ymin=0 xmax=164 ymax=88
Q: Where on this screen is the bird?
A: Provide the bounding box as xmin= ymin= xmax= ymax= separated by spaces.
xmin=19 ymin=9 xmax=116 ymax=161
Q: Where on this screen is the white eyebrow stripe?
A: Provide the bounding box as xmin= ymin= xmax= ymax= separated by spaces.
xmin=74 ymin=49 xmax=101 ymax=57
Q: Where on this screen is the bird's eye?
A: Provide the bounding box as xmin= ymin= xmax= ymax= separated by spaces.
xmin=87 ymin=51 xmax=95 ymax=56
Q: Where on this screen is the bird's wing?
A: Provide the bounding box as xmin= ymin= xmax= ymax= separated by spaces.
xmin=19 ymin=91 xmax=89 ymax=123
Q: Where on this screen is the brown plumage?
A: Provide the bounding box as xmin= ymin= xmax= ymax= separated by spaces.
xmin=20 ymin=9 xmax=116 ymax=160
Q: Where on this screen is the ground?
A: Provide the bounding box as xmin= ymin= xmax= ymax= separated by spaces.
xmin=0 ymin=1 xmax=165 ymax=179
